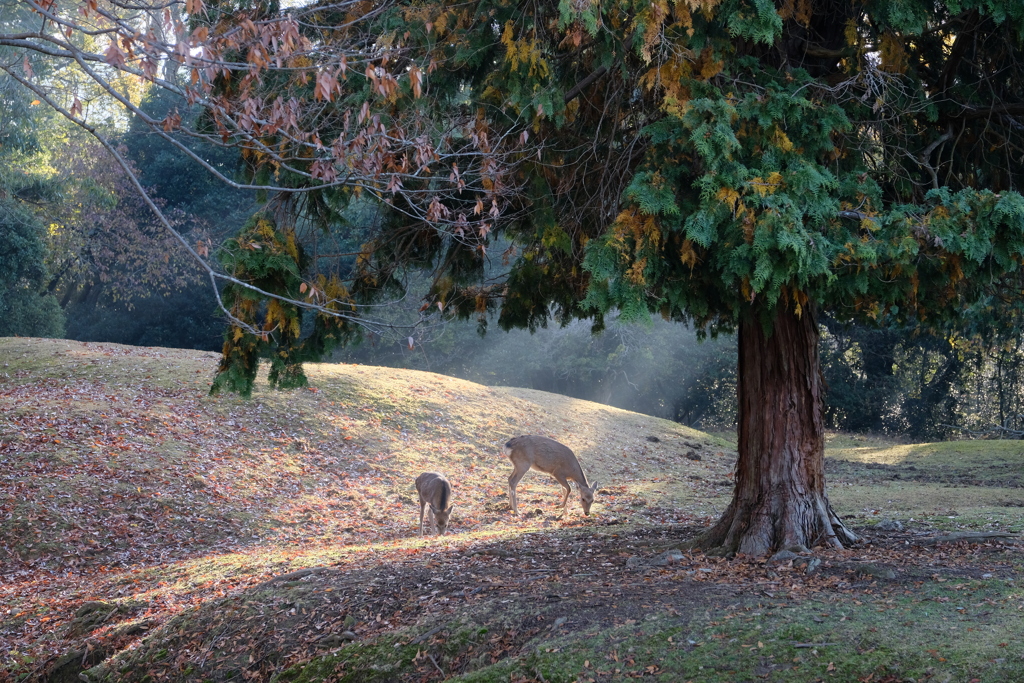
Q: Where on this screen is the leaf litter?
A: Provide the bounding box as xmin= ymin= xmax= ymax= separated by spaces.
xmin=1 ymin=337 xmax=1022 ymax=682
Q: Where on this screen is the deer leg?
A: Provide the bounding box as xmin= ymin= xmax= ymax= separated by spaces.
xmin=508 ymin=464 xmax=530 ymax=516
xmin=418 ymin=501 xmax=426 ymax=537
xmin=552 ymin=473 xmax=573 ymax=511
xmin=427 ymin=506 xmax=436 ymax=536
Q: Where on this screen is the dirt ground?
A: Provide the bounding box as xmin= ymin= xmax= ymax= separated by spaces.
xmin=65 ymin=521 xmax=1024 ymax=683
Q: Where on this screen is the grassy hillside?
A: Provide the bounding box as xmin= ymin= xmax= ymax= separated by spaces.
xmin=2 ymin=337 xmax=1023 ymax=683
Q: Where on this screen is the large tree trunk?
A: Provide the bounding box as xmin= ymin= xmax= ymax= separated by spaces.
xmin=694 ymin=305 xmax=858 ymax=556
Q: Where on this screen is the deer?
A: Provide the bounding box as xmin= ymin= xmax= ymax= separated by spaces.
xmin=504 ymin=435 xmax=599 ymax=516
xmin=415 ymin=471 xmax=455 ymax=536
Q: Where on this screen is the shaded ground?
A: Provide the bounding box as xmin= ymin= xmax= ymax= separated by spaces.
xmin=64 ymin=524 xmax=1024 ymax=683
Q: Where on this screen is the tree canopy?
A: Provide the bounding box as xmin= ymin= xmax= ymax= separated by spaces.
xmin=7 ymin=0 xmax=1024 ymax=352
xmin=356 ymin=0 xmax=1024 ymax=337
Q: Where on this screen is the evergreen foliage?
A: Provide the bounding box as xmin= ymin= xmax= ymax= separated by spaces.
xmin=0 ymin=72 xmax=65 ymax=339
xmin=123 ymin=88 xmax=256 ymax=232
xmin=210 ymin=213 xmax=357 ymax=397
xmin=317 ymin=0 xmax=1024 ymax=352
xmin=169 ymin=0 xmax=1024 ymax=411
xmin=0 ymin=203 xmax=65 ymax=338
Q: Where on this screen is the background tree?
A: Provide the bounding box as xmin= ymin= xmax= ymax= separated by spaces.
xmin=42 ymin=135 xmax=202 ymax=307
xmin=820 ymin=323 xmax=902 ymax=433
xmin=123 ymin=88 xmax=255 ymax=236
xmin=52 ymin=87 xmax=260 ymax=350
xmin=1 ymin=4 xmax=227 ymax=346
xmin=0 ymin=202 xmax=66 ymax=338
xmin=0 ymin=70 xmax=65 ymax=338
xmin=821 ymin=321 xmax=1024 ymax=440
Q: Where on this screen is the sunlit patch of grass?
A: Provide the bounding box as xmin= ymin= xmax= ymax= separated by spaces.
xmin=110 ymin=524 xmax=547 ymax=604
xmin=824 ymin=438 xmax=1024 ymax=530
xmin=828 ymin=439 xmax=1024 ymax=471
xmin=833 ymin=482 xmax=1012 ymax=508
xmin=824 ymin=431 xmax=914 ymax=449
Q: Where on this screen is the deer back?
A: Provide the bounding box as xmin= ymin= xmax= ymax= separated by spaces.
xmin=504 ymin=435 xmax=589 ymax=486
xmin=415 ymin=471 xmax=451 ymax=510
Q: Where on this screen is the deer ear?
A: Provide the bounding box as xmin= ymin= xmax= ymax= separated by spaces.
xmin=447 ymin=504 xmax=456 ymax=512
xmin=591 ymin=482 xmax=599 ymax=492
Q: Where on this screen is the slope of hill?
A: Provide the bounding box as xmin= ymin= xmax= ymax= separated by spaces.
xmin=0 ymin=337 xmax=733 ymax=679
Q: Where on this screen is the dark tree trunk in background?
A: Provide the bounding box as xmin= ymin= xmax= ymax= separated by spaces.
xmin=856 ymin=327 xmax=899 ymax=431
xmin=695 ymin=305 xmax=858 ymax=556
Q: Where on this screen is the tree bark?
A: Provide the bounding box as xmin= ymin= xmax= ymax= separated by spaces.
xmin=693 ymin=305 xmax=858 ymax=556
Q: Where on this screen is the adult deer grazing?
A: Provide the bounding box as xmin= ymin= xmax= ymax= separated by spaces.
xmin=504 ymin=435 xmax=599 ymax=516
xmin=415 ymin=472 xmax=455 ymax=536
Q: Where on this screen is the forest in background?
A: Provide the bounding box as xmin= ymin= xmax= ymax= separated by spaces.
xmin=5 ymin=0 xmax=1024 ymax=443
xmin=5 ymin=80 xmax=1024 ymax=440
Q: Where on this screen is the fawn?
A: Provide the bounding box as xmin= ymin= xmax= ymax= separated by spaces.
xmin=415 ymin=471 xmax=454 ymax=536
xmin=504 ymin=435 xmax=599 ymax=516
